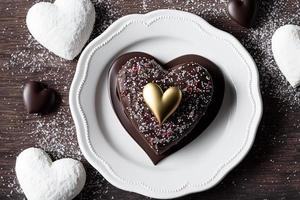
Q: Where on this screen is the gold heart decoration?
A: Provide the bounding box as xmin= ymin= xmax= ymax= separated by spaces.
xmin=143 ymin=83 xmax=182 ymax=124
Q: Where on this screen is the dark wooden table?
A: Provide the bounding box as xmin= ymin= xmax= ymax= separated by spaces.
xmin=1 ymin=0 xmax=300 ymax=199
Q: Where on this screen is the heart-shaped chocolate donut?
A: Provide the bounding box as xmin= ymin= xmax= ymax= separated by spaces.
xmin=23 ymin=81 xmax=57 ymax=114
xmin=109 ymin=52 xmax=225 ymax=164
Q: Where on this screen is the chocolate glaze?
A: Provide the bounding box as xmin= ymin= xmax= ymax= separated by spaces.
xmin=228 ymin=0 xmax=257 ymax=28
xmin=23 ymin=81 xmax=57 ymax=114
xmin=109 ymin=52 xmax=225 ymax=164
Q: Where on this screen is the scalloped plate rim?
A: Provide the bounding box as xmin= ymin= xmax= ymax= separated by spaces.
xmin=69 ymin=9 xmax=263 ymax=199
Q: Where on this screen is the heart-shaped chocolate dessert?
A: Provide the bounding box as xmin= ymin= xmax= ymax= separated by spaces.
xmin=23 ymin=81 xmax=58 ymax=114
xmin=109 ymin=52 xmax=225 ymax=164
xmin=228 ymin=0 xmax=257 ymax=28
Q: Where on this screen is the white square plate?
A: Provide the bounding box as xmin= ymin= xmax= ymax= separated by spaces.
xmin=69 ymin=10 xmax=263 ymax=199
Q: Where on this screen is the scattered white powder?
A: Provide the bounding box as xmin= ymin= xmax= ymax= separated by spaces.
xmin=1 ymin=0 xmax=121 ymax=199
xmin=272 ymin=25 xmax=300 ymax=88
xmin=240 ymin=1 xmax=300 ymax=108
xmin=1 ymin=0 xmax=300 ymax=199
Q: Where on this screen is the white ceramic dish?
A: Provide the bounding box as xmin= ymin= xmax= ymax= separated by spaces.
xmin=69 ymin=10 xmax=263 ymax=199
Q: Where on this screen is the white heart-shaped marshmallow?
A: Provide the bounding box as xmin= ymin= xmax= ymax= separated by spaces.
xmin=272 ymin=24 xmax=300 ymax=87
xmin=16 ymin=148 xmax=86 ymax=200
xmin=26 ymin=0 xmax=95 ymax=60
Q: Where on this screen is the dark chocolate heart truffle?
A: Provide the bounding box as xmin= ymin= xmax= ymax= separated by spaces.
xmin=109 ymin=52 xmax=225 ymax=164
xmin=23 ymin=81 xmax=57 ymax=114
xmin=228 ymin=0 xmax=257 ymax=28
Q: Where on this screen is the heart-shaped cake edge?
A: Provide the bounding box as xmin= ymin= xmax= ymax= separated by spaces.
xmin=108 ymin=52 xmax=225 ymax=165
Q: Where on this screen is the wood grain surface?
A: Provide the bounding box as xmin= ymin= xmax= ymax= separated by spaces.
xmin=0 ymin=0 xmax=300 ymax=199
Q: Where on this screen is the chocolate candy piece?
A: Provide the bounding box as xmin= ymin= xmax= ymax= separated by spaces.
xmin=228 ymin=0 xmax=257 ymax=28
xmin=109 ymin=52 xmax=225 ymax=164
xmin=23 ymin=81 xmax=57 ymax=114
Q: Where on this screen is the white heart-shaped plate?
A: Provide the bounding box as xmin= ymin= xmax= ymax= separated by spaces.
xmin=69 ymin=10 xmax=263 ymax=199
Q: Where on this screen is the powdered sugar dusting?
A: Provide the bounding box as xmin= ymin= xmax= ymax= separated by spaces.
xmin=241 ymin=0 xmax=300 ymax=109
xmin=0 ymin=0 xmax=121 ymax=199
xmin=27 ymin=107 xmax=82 ymax=160
xmin=0 ymin=0 xmax=300 ymax=199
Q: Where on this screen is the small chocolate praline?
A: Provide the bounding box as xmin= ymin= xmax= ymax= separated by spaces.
xmin=228 ymin=0 xmax=258 ymax=28
xmin=23 ymin=81 xmax=57 ymax=114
